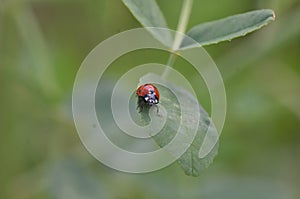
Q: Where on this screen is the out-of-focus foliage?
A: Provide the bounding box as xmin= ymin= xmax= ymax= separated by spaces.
xmin=1 ymin=0 xmax=300 ymax=198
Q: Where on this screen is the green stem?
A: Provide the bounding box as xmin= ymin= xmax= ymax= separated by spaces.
xmin=162 ymin=0 xmax=193 ymax=79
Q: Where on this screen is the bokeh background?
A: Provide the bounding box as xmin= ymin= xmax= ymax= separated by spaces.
xmin=1 ymin=0 xmax=300 ymax=198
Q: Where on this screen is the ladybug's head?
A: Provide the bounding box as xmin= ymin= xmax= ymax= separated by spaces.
xmin=144 ymin=90 xmax=159 ymax=104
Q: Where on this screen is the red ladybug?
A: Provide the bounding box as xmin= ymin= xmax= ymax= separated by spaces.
xmin=136 ymin=84 xmax=160 ymax=112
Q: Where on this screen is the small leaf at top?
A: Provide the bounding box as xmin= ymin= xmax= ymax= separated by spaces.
xmin=122 ymin=0 xmax=173 ymax=47
xmin=180 ymin=9 xmax=275 ymax=49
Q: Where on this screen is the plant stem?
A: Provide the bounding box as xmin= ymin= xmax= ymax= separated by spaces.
xmin=162 ymin=0 xmax=193 ymax=79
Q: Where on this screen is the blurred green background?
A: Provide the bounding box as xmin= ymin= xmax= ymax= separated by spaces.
xmin=1 ymin=0 xmax=300 ymax=198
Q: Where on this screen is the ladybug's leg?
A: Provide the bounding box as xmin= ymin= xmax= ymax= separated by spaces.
xmin=136 ymin=103 xmax=142 ymax=113
xmin=137 ymin=96 xmax=145 ymax=113
xmin=153 ymin=104 xmax=159 ymax=114
xmin=136 ymin=104 xmax=141 ymax=112
xmin=139 ymin=104 xmax=143 ymax=113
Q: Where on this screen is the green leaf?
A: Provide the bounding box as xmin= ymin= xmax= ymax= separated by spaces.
xmin=180 ymin=9 xmax=275 ymax=49
xmin=139 ymin=74 xmax=218 ymax=176
xmin=122 ymin=0 xmax=173 ymax=47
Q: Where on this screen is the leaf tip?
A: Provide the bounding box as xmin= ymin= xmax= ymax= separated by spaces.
xmin=266 ymin=9 xmax=276 ymax=21
xmin=271 ymin=10 xmax=276 ymax=20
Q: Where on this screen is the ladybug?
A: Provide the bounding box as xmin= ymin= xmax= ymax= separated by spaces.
xmin=136 ymin=84 xmax=160 ymax=112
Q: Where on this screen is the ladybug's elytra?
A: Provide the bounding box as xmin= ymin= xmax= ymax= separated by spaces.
xmin=136 ymin=84 xmax=160 ymax=112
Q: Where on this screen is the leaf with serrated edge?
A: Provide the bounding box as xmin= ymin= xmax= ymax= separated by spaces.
xmin=122 ymin=0 xmax=173 ymax=47
xmin=180 ymin=9 xmax=275 ymax=49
